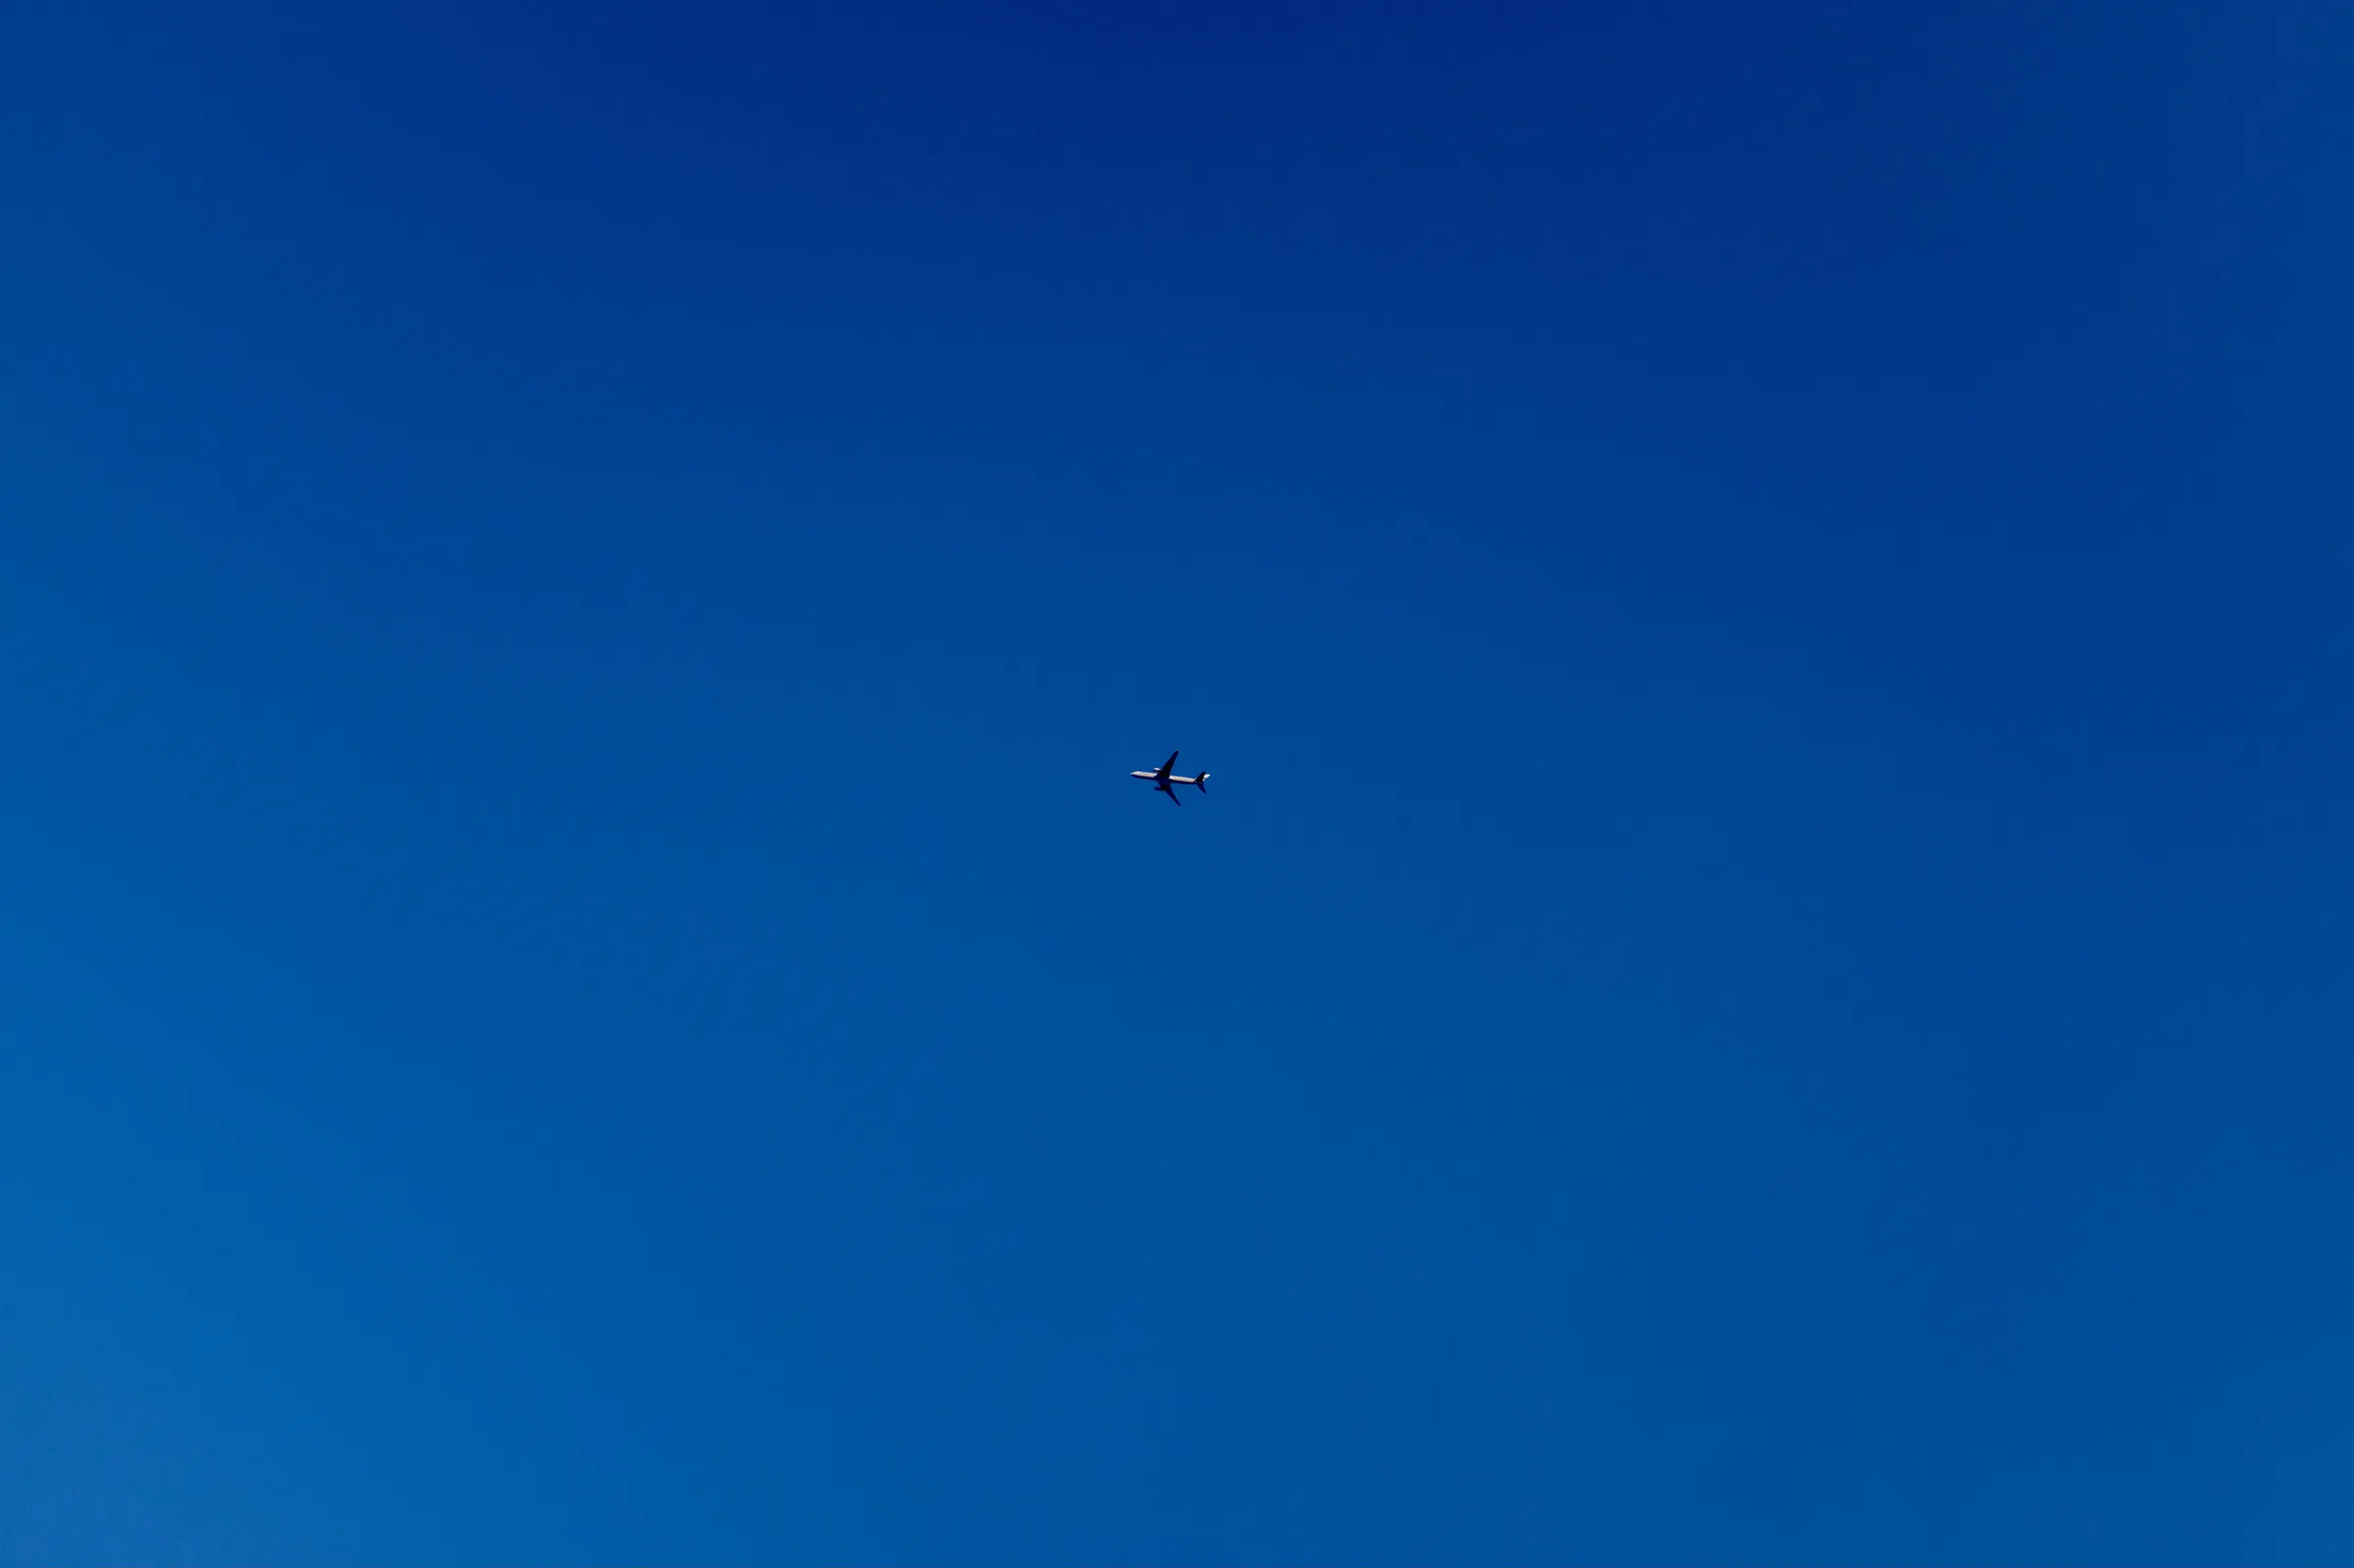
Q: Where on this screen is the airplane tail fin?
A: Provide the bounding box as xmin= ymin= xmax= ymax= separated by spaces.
xmin=1195 ymin=771 xmax=1209 ymax=792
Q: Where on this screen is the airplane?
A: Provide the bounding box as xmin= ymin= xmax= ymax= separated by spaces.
xmin=1130 ymin=750 xmax=1209 ymax=804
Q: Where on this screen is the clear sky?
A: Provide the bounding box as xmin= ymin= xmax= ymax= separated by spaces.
xmin=5 ymin=3 xmax=2350 ymax=1564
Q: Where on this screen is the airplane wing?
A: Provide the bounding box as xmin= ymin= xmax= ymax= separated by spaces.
xmin=1157 ymin=751 xmax=1178 ymax=780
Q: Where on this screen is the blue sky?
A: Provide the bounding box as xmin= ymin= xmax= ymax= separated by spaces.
xmin=5 ymin=3 xmax=2350 ymax=1563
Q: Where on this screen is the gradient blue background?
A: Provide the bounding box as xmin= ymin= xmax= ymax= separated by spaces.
xmin=6 ymin=3 xmax=2350 ymax=1564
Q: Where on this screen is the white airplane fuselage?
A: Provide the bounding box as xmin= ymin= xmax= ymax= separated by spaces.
xmin=1132 ymin=751 xmax=1210 ymax=802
